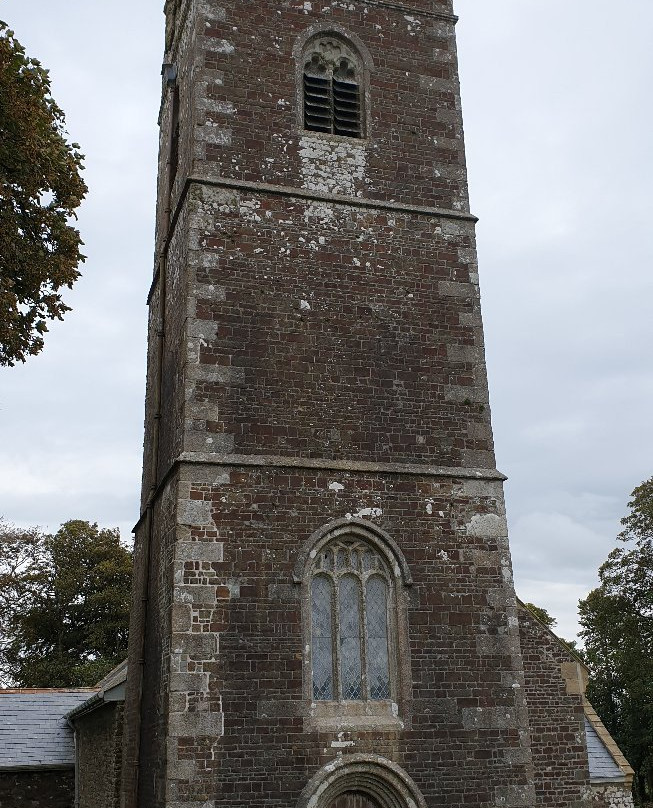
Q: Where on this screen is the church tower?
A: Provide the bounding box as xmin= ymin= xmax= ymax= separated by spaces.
xmin=122 ymin=1 xmax=536 ymax=806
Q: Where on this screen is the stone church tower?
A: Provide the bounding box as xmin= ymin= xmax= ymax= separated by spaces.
xmin=122 ymin=1 xmax=536 ymax=806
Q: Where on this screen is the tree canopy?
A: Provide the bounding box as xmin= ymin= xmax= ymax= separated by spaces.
xmin=0 ymin=21 xmax=87 ymax=366
xmin=523 ymin=602 xmax=557 ymax=630
xmin=522 ymin=601 xmax=582 ymax=657
xmin=579 ymin=477 xmax=653 ymax=804
xmin=0 ymin=519 xmax=132 ymax=687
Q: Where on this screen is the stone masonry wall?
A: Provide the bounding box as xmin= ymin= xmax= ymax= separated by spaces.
xmin=182 ymin=184 xmax=494 ymax=470
xmin=137 ymin=477 xmax=179 ymax=808
xmin=0 ymin=770 xmax=74 ymax=808
xmin=519 ymin=606 xmax=591 ymax=807
xmin=140 ymin=202 xmax=191 ymax=510
xmin=590 ymin=784 xmax=635 ymax=808
xmin=159 ymin=465 xmax=534 ymax=807
xmin=75 ymin=704 xmax=124 ymax=808
xmin=161 ymin=0 xmax=466 ymax=225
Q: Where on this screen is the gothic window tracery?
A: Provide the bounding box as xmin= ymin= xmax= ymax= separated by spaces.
xmin=311 ymin=539 xmax=392 ymax=702
xmin=302 ymin=37 xmax=363 ymax=138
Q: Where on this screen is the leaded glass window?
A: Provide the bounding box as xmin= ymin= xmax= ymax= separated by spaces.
xmin=310 ymin=540 xmax=392 ymax=702
xmin=312 ymin=576 xmax=334 ymax=700
xmin=365 ymin=577 xmax=391 ymax=699
xmin=340 ymin=576 xmax=363 ymax=699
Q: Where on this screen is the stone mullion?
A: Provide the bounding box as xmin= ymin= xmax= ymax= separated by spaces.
xmin=359 ymin=568 xmax=370 ymax=701
xmin=333 ymin=571 xmax=343 ymax=701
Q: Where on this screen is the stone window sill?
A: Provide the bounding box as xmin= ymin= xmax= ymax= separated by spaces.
xmin=306 ymin=699 xmax=404 ymax=732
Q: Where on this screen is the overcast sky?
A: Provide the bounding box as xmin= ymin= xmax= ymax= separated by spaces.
xmin=1 ymin=1 xmax=651 ymax=642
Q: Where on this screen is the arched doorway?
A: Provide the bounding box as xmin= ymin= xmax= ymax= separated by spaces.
xmin=330 ymin=793 xmax=381 ymax=808
xmin=298 ymin=755 xmax=427 ymax=808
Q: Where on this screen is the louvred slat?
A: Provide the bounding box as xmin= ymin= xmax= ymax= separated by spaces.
xmin=333 ymin=79 xmax=361 ymax=137
xmin=304 ymin=72 xmax=362 ymax=138
xmin=304 ymin=74 xmax=332 ymax=133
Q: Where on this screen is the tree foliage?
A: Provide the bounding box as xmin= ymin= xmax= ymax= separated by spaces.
xmin=579 ymin=477 xmax=653 ymax=804
xmin=0 ymin=22 xmax=87 ymax=366
xmin=522 ymin=601 xmax=583 ymax=657
xmin=523 ymin=602 xmax=557 ymax=629
xmin=0 ymin=519 xmax=132 ymax=687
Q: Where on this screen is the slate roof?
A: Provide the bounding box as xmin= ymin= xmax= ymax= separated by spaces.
xmin=0 ymin=689 xmax=96 ymax=770
xmin=65 ymin=659 xmax=127 ymax=721
xmin=583 ymin=699 xmax=634 ymax=787
xmin=585 ymin=717 xmax=624 ymax=782
xmin=96 ymin=658 xmax=127 ymax=692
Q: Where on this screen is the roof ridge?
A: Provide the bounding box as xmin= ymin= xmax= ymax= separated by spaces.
xmin=0 ymin=688 xmax=99 ymax=694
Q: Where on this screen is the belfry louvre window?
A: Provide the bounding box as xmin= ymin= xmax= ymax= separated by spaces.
xmin=303 ymin=41 xmax=363 ymax=138
xmin=311 ymin=540 xmax=392 ymax=701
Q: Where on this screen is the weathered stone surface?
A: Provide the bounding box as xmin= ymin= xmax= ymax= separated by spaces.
xmin=169 ymin=672 xmax=209 ymax=693
xmin=177 ymin=499 xmax=212 ymax=527
xmin=168 ymin=712 xmax=224 ymax=737
xmin=171 ymin=632 xmax=218 ymax=655
xmin=175 ymin=540 xmax=223 ymax=562
xmin=75 ymin=703 xmax=124 ymax=808
xmin=0 ymin=771 xmax=74 ymax=808
xmin=494 ymin=783 xmax=538 ymax=807
xmin=520 ymin=606 xmax=593 ymax=807
xmin=591 ymin=784 xmax=635 ymax=808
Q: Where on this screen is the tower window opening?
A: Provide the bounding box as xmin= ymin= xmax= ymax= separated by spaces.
xmin=302 ymin=41 xmax=363 ymax=138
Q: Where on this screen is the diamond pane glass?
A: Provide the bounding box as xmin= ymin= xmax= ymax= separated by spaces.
xmin=339 ymin=575 xmax=363 ymax=699
xmin=312 ymin=575 xmax=334 ymax=700
xmin=365 ymin=577 xmax=390 ymax=699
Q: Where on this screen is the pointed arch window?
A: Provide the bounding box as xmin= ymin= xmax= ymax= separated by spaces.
xmin=311 ymin=539 xmax=392 ymax=702
xmin=302 ymin=37 xmax=364 ymax=138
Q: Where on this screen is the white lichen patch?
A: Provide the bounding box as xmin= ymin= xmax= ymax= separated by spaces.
xmin=328 ymin=481 xmax=345 ymax=492
xmin=197 ymin=125 xmax=232 ymax=146
xmin=299 ymin=134 xmax=366 ymax=195
xmin=238 ymin=197 xmax=262 ymax=222
xmin=331 ymin=737 xmax=355 ymax=748
xmin=346 ymin=507 xmax=383 ymax=520
xmin=303 ymin=200 xmax=336 ymax=224
xmin=211 ymin=100 xmax=235 ymax=115
xmin=466 ymin=512 xmax=504 ymax=538
xmin=203 ymin=38 xmax=234 ymax=54
xmin=404 ymin=14 xmax=422 ymax=35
